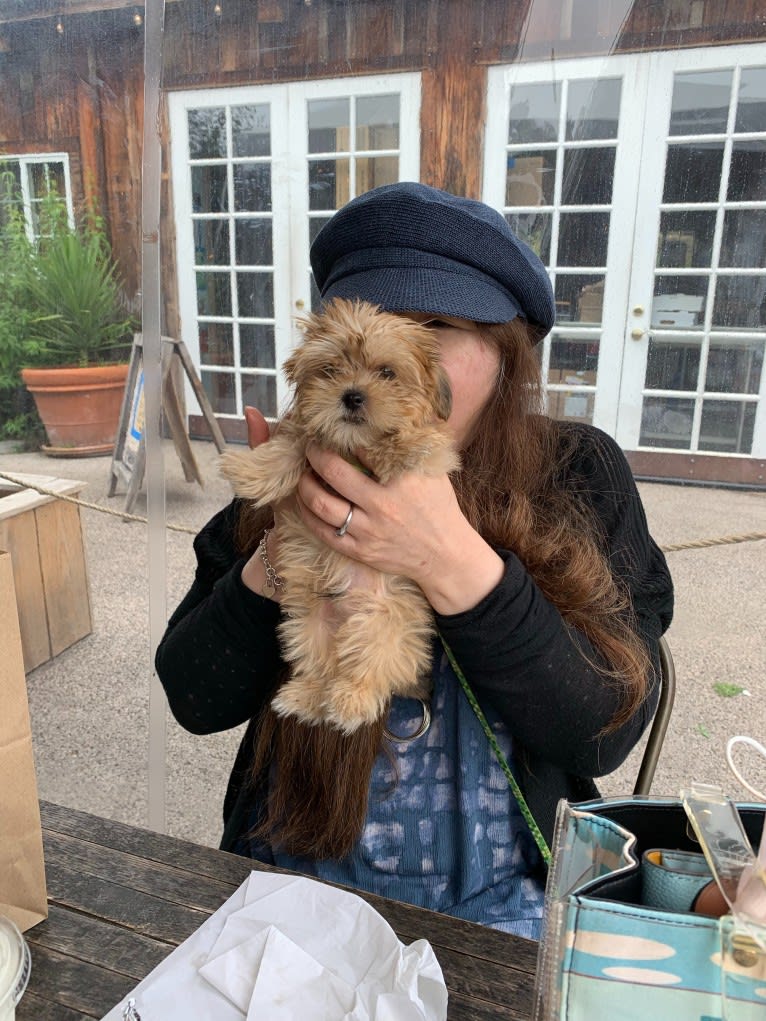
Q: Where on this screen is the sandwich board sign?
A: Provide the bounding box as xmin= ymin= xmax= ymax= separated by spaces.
xmin=108 ymin=334 xmax=226 ymax=513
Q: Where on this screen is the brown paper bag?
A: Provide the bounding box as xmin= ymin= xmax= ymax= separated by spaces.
xmin=0 ymin=549 xmax=47 ymax=931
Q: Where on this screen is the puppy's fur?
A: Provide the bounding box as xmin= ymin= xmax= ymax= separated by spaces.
xmin=220 ymin=298 xmax=459 ymax=733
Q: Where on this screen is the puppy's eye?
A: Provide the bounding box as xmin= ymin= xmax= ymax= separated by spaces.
xmin=322 ymin=365 xmax=339 ymax=378
xmin=378 ymin=366 xmax=396 ymax=380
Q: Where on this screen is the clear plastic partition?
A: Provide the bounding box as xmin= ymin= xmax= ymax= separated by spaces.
xmin=0 ymin=2 xmax=764 ymax=852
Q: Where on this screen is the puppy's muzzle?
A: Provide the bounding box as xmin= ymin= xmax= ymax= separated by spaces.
xmin=341 ymin=388 xmax=367 ymax=421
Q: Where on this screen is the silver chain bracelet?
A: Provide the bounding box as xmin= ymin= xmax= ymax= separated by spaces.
xmin=258 ymin=527 xmax=284 ymax=598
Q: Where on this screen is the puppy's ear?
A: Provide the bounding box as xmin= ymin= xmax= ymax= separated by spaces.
xmin=434 ymin=369 xmax=453 ymax=421
xmin=283 ymin=348 xmax=301 ymax=386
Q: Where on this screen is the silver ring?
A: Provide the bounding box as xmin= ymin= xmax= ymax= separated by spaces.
xmin=384 ymin=699 xmax=431 ymax=743
xmin=334 ymin=503 xmax=354 ymax=537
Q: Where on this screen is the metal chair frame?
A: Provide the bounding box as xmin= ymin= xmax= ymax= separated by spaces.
xmin=633 ymin=634 xmax=676 ymax=796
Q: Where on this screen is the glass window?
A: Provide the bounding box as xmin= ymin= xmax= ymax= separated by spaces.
xmin=566 ymin=78 xmax=621 ymax=140
xmin=669 ymin=71 xmax=732 ymax=135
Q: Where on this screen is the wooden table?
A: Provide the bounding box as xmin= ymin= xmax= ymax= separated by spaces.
xmin=20 ymin=802 xmax=538 ymax=1019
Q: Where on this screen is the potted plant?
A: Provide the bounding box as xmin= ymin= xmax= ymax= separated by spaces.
xmin=18 ymin=189 xmax=134 ymax=456
xmin=0 ymin=173 xmax=45 ymax=449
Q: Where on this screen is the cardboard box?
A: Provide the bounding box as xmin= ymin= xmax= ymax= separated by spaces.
xmin=506 ymin=155 xmax=546 ymax=206
xmin=547 ymin=389 xmax=595 ymax=422
xmin=577 ymin=280 xmax=604 ymax=323
xmin=651 ymin=293 xmax=704 ymax=328
xmin=0 ymin=474 xmax=91 ymax=672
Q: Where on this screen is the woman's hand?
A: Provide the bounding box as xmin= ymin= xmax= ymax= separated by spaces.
xmin=296 ymin=445 xmax=505 ymax=615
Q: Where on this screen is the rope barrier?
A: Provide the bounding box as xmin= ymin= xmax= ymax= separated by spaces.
xmin=0 ymin=469 xmax=197 ymax=535
xmin=1 ymin=468 xmax=764 ymax=552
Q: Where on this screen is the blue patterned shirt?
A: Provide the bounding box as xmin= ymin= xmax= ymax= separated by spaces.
xmin=238 ymin=645 xmax=545 ymax=939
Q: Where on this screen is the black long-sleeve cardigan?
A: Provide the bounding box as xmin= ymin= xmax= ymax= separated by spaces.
xmin=156 ymin=423 xmax=674 ymax=855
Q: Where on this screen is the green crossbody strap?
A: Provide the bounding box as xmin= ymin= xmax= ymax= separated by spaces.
xmin=439 ymin=635 xmax=552 ymax=866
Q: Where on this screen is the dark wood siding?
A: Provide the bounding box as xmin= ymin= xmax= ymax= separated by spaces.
xmin=1 ymin=0 xmax=764 ymax=482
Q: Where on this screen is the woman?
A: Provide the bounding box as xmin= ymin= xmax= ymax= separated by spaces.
xmin=156 ymin=182 xmax=673 ymax=938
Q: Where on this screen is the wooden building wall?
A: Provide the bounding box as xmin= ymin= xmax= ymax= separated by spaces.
xmin=2 ymin=0 xmax=764 ymax=317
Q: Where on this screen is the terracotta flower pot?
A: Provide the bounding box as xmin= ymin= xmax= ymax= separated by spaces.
xmin=20 ymin=363 xmax=129 ymax=457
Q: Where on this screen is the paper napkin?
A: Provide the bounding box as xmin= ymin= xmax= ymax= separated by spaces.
xmin=102 ymin=872 xmax=447 ymax=1021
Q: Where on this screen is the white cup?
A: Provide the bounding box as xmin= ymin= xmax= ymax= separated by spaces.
xmin=0 ymin=917 xmax=30 ymax=1021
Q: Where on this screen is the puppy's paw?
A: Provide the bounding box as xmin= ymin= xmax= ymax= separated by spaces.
xmin=322 ymin=680 xmax=387 ymax=735
xmin=271 ymin=677 xmax=327 ymax=726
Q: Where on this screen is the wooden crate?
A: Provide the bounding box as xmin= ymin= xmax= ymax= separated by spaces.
xmin=0 ymin=474 xmax=92 ymax=673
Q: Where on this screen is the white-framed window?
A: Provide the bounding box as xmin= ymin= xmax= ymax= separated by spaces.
xmin=485 ymin=43 xmax=766 ymax=458
xmin=169 ymin=73 xmax=421 ymax=424
xmin=0 ymin=153 xmax=75 ymax=240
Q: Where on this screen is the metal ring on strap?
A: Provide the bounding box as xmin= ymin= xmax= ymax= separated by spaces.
xmin=383 ymin=699 xmax=431 ymax=743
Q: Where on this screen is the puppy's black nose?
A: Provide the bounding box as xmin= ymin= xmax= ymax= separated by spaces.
xmin=342 ymin=389 xmax=366 ymax=410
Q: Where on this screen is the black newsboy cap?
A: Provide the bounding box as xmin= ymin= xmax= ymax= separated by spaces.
xmin=310 ymin=182 xmax=555 ymax=341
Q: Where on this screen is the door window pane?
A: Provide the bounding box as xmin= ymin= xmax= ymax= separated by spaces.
xmin=199 ymin=323 xmax=234 ymax=366
xmin=356 ymin=94 xmax=399 ymax=149
xmin=566 ymin=78 xmax=621 ymax=140
xmin=196 ymin=271 xmax=231 ymax=316
xmin=728 ymin=141 xmax=766 ymax=202
xmin=235 ymin=219 xmax=272 ymax=266
xmin=194 ymin=220 xmax=229 ymax=265
xmin=508 ymin=82 xmax=560 ymax=143
xmin=356 ymin=156 xmax=398 ymax=193
xmin=561 ymin=148 xmax=615 ymax=205
xmin=547 ymin=389 xmax=595 ymax=423
xmin=192 ymin=165 xmax=228 ymax=213
xmin=309 ymin=214 xmax=332 ymax=245
xmin=719 ymin=210 xmax=766 ymax=267
xmin=241 ymin=374 xmax=278 ymax=419
xmin=558 ymin=213 xmax=609 ymax=266
xmin=705 ymin=342 xmax=763 ymax=395
xmin=188 ymin=108 xmax=226 ymax=158
xmin=698 ymin=400 xmax=756 ymax=453
xmin=669 ymin=71 xmax=731 ymax=135
xmin=663 ymin=143 xmax=724 ymax=203
xmin=237 ymin=272 xmax=274 ymax=318
xmin=549 ymin=337 xmax=599 ymax=377
xmin=712 ymin=275 xmax=766 ymax=330
xmin=232 ymin=105 xmax=271 ymax=157
xmin=505 ymin=212 xmax=551 ymax=263
xmin=657 ymin=211 xmax=715 ymax=268
xmin=240 ymin=325 xmax=276 ymax=369
xmin=506 ymin=152 xmax=555 ymax=207
xmin=202 ymin=370 xmax=236 ymax=414
xmin=309 ymin=158 xmax=350 ymax=210
xmin=645 ymin=338 xmax=701 ymax=391
xmin=233 ymin=164 xmax=272 ymax=212
xmin=651 ymin=278 xmax=707 ymax=329
xmin=308 ymin=98 xmax=350 ymax=153
xmin=555 ymin=274 xmax=605 ymax=323
xmin=735 ymin=67 xmax=766 ymax=132
xmin=639 ymin=397 xmax=695 ymax=449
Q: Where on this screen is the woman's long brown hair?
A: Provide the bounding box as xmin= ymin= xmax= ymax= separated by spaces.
xmin=238 ymin=318 xmax=650 ymax=859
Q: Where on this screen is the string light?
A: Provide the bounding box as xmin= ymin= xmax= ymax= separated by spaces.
xmin=56 ymin=18 xmax=64 ymax=34
xmin=213 ymin=3 xmax=222 ymax=15
xmin=133 ymin=11 xmax=143 ymax=26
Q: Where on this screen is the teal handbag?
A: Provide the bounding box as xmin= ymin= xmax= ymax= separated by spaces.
xmin=533 ymin=797 xmax=766 ymax=1021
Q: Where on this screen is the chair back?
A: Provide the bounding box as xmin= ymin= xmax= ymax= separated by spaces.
xmin=633 ymin=635 xmax=676 ymax=796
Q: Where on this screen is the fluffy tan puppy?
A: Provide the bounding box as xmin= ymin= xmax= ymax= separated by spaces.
xmin=220 ymin=297 xmax=459 ymax=734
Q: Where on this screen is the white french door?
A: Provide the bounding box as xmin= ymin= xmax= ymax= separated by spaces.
xmin=619 ymin=48 xmax=765 ymax=458
xmin=484 ymin=44 xmax=766 ymax=459
xmin=169 ymin=73 xmax=420 ymax=423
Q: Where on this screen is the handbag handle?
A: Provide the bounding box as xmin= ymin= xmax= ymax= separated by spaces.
xmin=439 ymin=635 xmax=552 ymax=866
